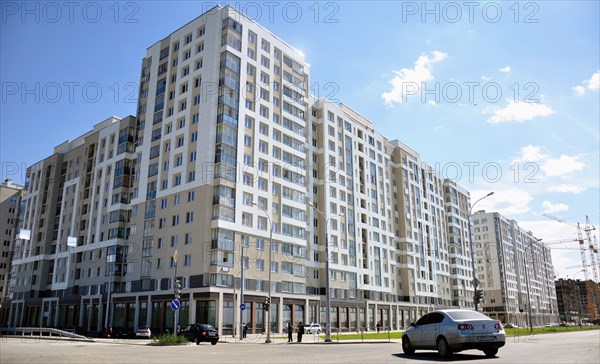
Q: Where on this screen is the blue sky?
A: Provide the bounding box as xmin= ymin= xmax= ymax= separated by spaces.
xmin=1 ymin=1 xmax=598 ymax=279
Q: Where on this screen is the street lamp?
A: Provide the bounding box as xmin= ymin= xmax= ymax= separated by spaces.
xmin=309 ymin=201 xmax=343 ymax=343
xmin=523 ymin=237 xmax=541 ymax=331
xmin=252 ymin=201 xmax=273 ymax=343
xmin=468 ymin=191 xmax=494 ymax=311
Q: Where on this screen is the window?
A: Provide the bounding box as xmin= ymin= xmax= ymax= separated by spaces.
xmin=186 ymin=211 xmax=194 ymax=223
xmin=258 ymin=141 xmax=268 ymax=154
xmin=172 ymin=215 xmax=180 ymax=226
xmin=173 ymin=174 xmax=182 ymax=186
xmin=261 ymin=56 xmax=270 ymax=68
xmin=184 ymin=254 xmax=191 ymax=266
xmin=261 ymin=39 xmax=270 ymax=53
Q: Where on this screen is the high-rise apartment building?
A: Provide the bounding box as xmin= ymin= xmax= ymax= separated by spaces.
xmin=0 ymin=179 xmax=24 ymax=323
xmin=388 ymin=141 xmax=452 ymax=311
xmin=5 ymin=5 xmax=557 ymax=335
xmin=472 ymin=211 xmax=559 ymax=326
xmin=443 ymin=180 xmax=475 ymax=309
xmin=555 ymin=278 xmax=600 ymax=323
xmin=7 ymin=115 xmax=136 ymax=330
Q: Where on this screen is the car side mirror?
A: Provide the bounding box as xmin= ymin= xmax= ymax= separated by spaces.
xmin=410 ymin=322 xmax=415 ymax=327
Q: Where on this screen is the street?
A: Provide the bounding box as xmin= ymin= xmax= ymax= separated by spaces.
xmin=1 ymin=330 xmax=598 ymax=364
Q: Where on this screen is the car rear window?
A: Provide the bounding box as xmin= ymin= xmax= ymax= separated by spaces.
xmin=446 ymin=311 xmax=490 ymax=320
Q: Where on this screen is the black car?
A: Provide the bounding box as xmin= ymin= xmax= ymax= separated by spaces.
xmin=100 ymin=326 xmax=135 ymax=338
xmin=180 ymin=324 xmax=219 ymax=345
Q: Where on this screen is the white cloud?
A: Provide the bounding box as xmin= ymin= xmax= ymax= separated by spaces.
xmin=541 ymin=155 xmax=585 ymax=177
xmin=512 ymin=146 xmax=587 ymax=180
xmin=586 ymin=70 xmax=599 ymax=90
xmin=572 ymin=70 xmax=599 ymax=94
xmin=471 ymin=188 xmax=533 ymax=216
xmin=515 ymin=145 xmax=548 ymax=162
xmin=382 ymin=51 xmax=447 ymax=106
xmin=487 ymin=100 xmax=555 ymax=124
xmin=541 ymin=200 xmax=569 ymax=214
xmin=548 ymin=184 xmax=586 ymax=194
xmin=499 ymin=66 xmax=511 ymax=73
xmin=572 ymin=85 xmax=585 ymax=95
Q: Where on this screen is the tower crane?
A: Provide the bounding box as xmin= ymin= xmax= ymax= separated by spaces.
xmin=542 ymin=214 xmax=596 ymax=281
xmin=584 ymin=216 xmax=599 ymax=282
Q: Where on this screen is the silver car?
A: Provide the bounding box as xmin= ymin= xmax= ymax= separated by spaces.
xmin=402 ymin=309 xmax=505 ymax=358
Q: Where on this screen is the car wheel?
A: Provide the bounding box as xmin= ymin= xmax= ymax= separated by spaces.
xmin=437 ymin=337 xmax=452 ymax=358
xmin=211 ymin=340 xmax=218 ymax=345
xmin=483 ymin=348 xmax=498 ymax=357
xmin=402 ymin=336 xmax=415 ymax=355
xmin=307 ymin=330 xmax=311 ymax=334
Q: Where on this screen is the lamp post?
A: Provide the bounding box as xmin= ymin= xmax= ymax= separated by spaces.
xmin=468 ymin=191 xmax=494 ymax=312
xmin=309 ymin=201 xmax=343 ymax=343
xmin=523 ymin=247 xmax=534 ymax=331
xmin=239 ymin=242 xmax=244 ymax=341
xmin=523 ymin=237 xmax=541 ymax=331
xmin=252 ymin=201 xmax=273 ymax=343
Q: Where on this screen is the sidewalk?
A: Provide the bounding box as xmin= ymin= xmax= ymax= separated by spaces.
xmin=218 ymin=333 xmax=401 ymax=345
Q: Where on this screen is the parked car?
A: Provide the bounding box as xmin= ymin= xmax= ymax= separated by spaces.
xmin=111 ymin=327 xmax=136 ymax=338
xmin=179 ymin=324 xmax=219 ymax=345
xmin=304 ymin=323 xmax=322 ymax=334
xmin=402 ymin=309 xmax=505 ymax=358
xmin=504 ymin=323 xmax=519 ymax=328
xmin=64 ymin=326 xmax=84 ymax=334
xmin=136 ymin=327 xmax=152 ymax=339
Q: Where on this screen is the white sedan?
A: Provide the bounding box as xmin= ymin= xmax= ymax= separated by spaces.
xmin=402 ymin=309 xmax=505 ymax=358
xmin=304 ymin=323 xmax=322 ymax=334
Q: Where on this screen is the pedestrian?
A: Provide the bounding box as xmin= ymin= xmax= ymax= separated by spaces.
xmin=376 ymin=322 xmax=381 ymax=333
xmin=297 ymin=322 xmax=304 ymax=343
xmin=106 ymin=325 xmax=112 ymax=338
xmin=243 ymin=323 xmax=247 ymax=339
xmin=287 ymin=322 xmax=293 ymax=343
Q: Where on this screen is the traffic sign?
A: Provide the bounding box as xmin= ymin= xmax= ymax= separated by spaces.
xmin=240 ymin=303 xmax=246 ymax=311
xmin=170 ymin=299 xmax=181 ymax=311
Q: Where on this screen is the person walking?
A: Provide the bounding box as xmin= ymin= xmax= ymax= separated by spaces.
xmin=287 ymin=322 xmax=293 ymax=342
xmin=297 ymin=322 xmax=304 ymax=343
xmin=243 ymin=323 xmax=247 ymax=339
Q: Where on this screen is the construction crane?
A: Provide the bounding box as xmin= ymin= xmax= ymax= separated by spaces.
xmin=542 ymin=213 xmax=596 ymax=281
xmin=543 ymin=238 xmax=579 ymax=245
xmin=584 ymin=216 xmax=599 ymax=282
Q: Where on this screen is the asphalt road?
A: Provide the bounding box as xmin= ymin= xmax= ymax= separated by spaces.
xmin=1 ymin=330 xmax=598 ymax=364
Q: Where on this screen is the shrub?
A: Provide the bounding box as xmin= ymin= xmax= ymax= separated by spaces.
xmin=152 ymin=333 xmax=188 ymax=345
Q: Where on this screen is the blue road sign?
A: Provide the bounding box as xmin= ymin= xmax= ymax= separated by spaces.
xmin=240 ymin=303 xmax=246 ymax=311
xmin=170 ymin=299 xmax=181 ymax=311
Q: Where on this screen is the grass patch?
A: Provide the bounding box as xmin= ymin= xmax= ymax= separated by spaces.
xmin=504 ymin=325 xmax=600 ymax=336
xmin=151 ymin=333 xmax=189 ymax=345
xmin=325 ymin=331 xmax=403 ymax=340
